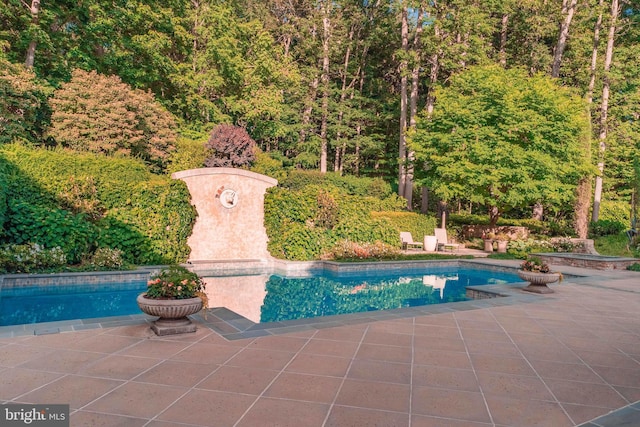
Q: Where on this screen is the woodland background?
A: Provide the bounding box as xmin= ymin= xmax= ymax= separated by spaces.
xmin=1 ymin=0 xmax=639 ymax=268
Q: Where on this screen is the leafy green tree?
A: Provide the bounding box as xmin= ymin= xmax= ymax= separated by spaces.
xmin=0 ymin=48 xmax=50 ymax=144
xmin=410 ymin=65 xmax=593 ymax=227
xmin=48 ymin=69 xmax=177 ymax=171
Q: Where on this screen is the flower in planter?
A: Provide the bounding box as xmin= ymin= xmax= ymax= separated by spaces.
xmin=145 ymin=265 xmax=208 ymax=308
xmin=520 ymin=257 xmax=551 ymax=273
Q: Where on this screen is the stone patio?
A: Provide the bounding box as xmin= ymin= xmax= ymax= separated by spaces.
xmin=0 ymin=260 xmax=639 ymax=426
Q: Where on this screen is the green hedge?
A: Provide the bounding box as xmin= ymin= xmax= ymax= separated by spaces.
xmin=280 ymin=170 xmax=394 ymax=198
xmin=0 ymin=144 xmax=195 ymax=265
xmin=264 ymin=179 xmax=437 ymax=260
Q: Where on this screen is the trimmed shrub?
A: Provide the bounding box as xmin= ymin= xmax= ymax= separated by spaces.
xmin=0 ymin=144 xmax=195 ymax=266
xmin=325 ymin=240 xmax=401 ymax=261
xmin=589 ymin=219 xmax=626 ymax=237
xmin=0 ymin=243 xmax=67 ymax=273
xmin=280 ymin=170 xmax=393 ymax=198
xmin=204 ymin=124 xmax=256 ymax=168
xmin=264 ymin=180 xmax=437 ymax=260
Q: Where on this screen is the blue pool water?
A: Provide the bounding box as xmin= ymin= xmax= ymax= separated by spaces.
xmin=0 ymin=266 xmax=521 ymax=327
xmin=259 ymin=267 xmax=520 ymax=322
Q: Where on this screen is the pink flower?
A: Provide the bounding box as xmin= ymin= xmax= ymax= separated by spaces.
xmin=177 ymin=286 xmax=182 ymax=291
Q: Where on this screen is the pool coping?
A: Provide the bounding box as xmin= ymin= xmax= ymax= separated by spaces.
xmin=0 ymin=258 xmax=596 ymax=339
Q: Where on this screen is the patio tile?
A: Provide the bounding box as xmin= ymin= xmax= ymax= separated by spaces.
xmin=77 ymin=354 xmax=161 ymax=380
xmin=196 ymin=365 xmax=279 ymax=395
xmin=335 ymin=379 xmax=410 ymax=412
xmin=469 ymin=353 xmax=537 ymax=376
xmin=225 ymin=347 xmax=296 ymax=371
xmin=463 ymin=339 xmax=522 ymax=358
xmin=573 ymin=349 xmax=640 ymax=369
xmin=169 ymin=342 xmax=243 ymax=365
xmin=411 ymin=414 xmax=493 ymax=427
xmin=18 ymin=374 xmax=122 ymax=409
xmin=413 ymin=365 xmax=480 ymax=392
xmin=414 ymin=335 xmax=466 ymax=352
xmin=66 ymin=334 xmax=141 ymax=353
xmin=476 ymin=371 xmax=554 ymax=400
xmin=545 ymin=378 xmax=629 ymax=408
xmin=363 ymin=330 xmax=413 ymax=347
xmin=484 ymin=395 xmax=574 ymax=427
xmin=529 ymin=359 xmax=606 ymax=384
xmin=348 ymin=359 xmax=411 ymax=384
xmin=0 ymin=368 xmax=64 ymax=400
xmin=246 ymin=335 xmax=309 ymax=352
xmin=284 ymin=353 xmax=352 ymax=377
xmin=157 ymin=389 xmax=256 ymax=427
xmin=355 ymin=342 xmax=413 ymax=363
xmin=117 ymin=339 xmax=193 ymax=359
xmin=133 ymin=360 xmax=217 ymax=387
xmin=561 ymin=403 xmax=619 ymax=426
xmin=459 ymin=328 xmax=512 ymax=343
xmin=413 ymin=324 xmax=459 ymax=338
xmin=413 ymin=313 xmax=457 ymax=327
xmin=83 ymin=382 xmax=188 ymax=418
xmin=613 ymin=385 xmax=640 ymax=402
xmin=69 ymin=411 xmax=149 ymax=427
xmin=236 ymin=397 xmax=329 ymax=427
xmin=326 ymin=406 xmax=409 ymax=427
xmin=21 ymin=330 xmax=97 ymax=348
xmin=263 ymin=372 xmax=342 ymax=403
xmin=17 ymin=349 xmax=106 ymax=374
xmin=311 ymin=325 xmax=367 ymax=342
xmin=413 ymin=349 xmax=472 ymax=370
xmin=0 ymin=344 xmax=53 ymax=367
xmin=301 ymin=338 xmax=360 ymax=358
xmin=367 ymin=318 xmax=415 ymax=334
xmin=590 ymin=365 xmax=640 ymax=388
xmin=412 ymin=386 xmax=491 ymax=423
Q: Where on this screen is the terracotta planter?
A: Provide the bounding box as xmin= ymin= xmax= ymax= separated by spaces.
xmin=496 ymin=240 xmax=508 ymax=253
xmin=517 ymin=270 xmax=561 ymax=294
xmin=137 ymin=294 xmax=203 ymax=335
xmin=483 ymin=239 xmax=494 ymax=252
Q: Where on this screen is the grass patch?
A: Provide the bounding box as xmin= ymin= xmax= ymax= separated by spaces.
xmin=594 ymin=234 xmax=638 ymax=257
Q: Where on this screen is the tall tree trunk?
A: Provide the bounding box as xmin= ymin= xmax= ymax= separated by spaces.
xmin=24 ymin=0 xmax=41 ymax=69
xmin=551 ymin=0 xmax=578 ymax=77
xmin=404 ymin=6 xmax=424 ymax=209
xmin=499 ymin=13 xmax=508 ymax=66
xmin=319 ymin=2 xmax=331 ymax=173
xmin=299 ymin=76 xmax=319 ymax=146
xmin=587 ymin=0 xmax=603 ymax=104
xmin=574 ymin=0 xmax=603 ymax=238
xmin=334 ymin=25 xmax=356 ymax=173
xmin=398 ymin=6 xmax=409 ymax=198
xmin=592 ymin=0 xmax=620 ymax=222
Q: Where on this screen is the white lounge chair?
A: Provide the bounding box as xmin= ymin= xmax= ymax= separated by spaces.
xmin=434 ymin=228 xmax=460 ymax=252
xmin=400 ymin=232 xmax=424 ymax=250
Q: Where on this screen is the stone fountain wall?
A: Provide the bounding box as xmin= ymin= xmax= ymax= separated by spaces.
xmin=172 ymin=168 xmax=278 ymax=262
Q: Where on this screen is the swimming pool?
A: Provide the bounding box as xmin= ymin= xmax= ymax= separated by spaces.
xmin=0 ymin=265 xmax=522 ymax=327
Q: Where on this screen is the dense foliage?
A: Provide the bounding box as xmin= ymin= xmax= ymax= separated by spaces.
xmin=264 ymin=174 xmax=436 ymax=260
xmin=1 ymin=0 xmax=639 ymax=265
xmin=48 ymin=70 xmax=177 ymax=171
xmin=204 ymin=124 xmax=256 ymax=168
xmin=0 ymin=144 xmax=195 ymax=271
xmin=410 ymin=66 xmax=593 ymax=227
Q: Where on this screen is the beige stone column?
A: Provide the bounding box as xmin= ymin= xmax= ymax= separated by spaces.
xmin=172 ymin=168 xmax=278 ymax=262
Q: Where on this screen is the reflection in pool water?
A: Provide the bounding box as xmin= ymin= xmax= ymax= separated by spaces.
xmin=204 ymin=266 xmax=520 ymax=323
